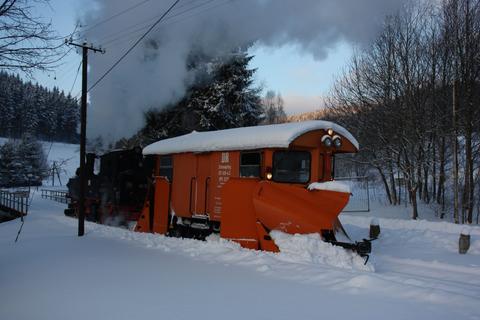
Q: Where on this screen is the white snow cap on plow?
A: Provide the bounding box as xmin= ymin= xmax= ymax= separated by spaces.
xmin=143 ymin=120 xmax=359 ymax=155
xmin=307 ymin=181 xmax=351 ymax=194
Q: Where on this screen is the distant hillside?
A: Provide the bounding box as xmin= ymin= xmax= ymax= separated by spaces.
xmin=287 ymin=108 xmax=331 ymax=122
xmin=0 ymin=72 xmax=79 ymax=143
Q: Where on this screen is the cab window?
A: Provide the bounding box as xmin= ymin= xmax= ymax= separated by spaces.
xmin=159 ymin=155 xmax=173 ymax=181
xmin=240 ymin=152 xmax=261 ymax=178
xmin=273 ymin=151 xmax=311 ymax=184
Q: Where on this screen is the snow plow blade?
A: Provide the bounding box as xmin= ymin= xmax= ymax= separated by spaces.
xmin=221 ymin=178 xmax=351 ymax=251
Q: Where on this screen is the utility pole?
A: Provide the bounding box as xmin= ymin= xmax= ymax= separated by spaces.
xmin=66 ymin=40 xmax=105 ymax=236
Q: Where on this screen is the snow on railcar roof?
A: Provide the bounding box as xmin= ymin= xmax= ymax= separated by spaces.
xmin=142 ymin=120 xmax=359 ymax=155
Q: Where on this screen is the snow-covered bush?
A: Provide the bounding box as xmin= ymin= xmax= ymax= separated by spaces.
xmin=0 ymin=136 xmax=48 ymax=187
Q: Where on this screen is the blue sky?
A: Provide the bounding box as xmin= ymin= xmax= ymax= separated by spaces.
xmin=32 ymin=0 xmax=352 ymax=115
xmin=250 ymin=42 xmax=352 ymax=114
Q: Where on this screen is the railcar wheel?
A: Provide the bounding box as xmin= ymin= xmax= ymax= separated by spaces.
xmin=169 ymin=227 xmax=183 ymax=238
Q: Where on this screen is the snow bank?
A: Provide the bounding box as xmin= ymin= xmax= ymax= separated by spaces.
xmin=143 ymin=120 xmax=359 ymax=155
xmin=341 ymin=215 xmax=480 ymax=236
xmin=2 ymin=194 xmax=480 ymax=320
xmin=308 ymin=181 xmax=351 ymax=193
xmin=270 ymin=231 xmax=373 ymax=272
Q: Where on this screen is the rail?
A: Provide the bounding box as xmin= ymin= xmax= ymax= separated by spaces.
xmin=41 ymin=189 xmax=70 ymax=204
xmin=0 ymin=189 xmax=30 ymax=217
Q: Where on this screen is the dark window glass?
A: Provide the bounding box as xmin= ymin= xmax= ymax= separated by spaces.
xmin=273 ymin=151 xmax=311 ymax=183
xmin=159 ymin=155 xmax=173 ymax=181
xmin=240 ymin=152 xmax=261 ymax=177
xmin=331 ymin=154 xmax=335 ymax=179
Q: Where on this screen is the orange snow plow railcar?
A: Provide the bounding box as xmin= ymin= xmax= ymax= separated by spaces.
xmin=135 ymin=120 xmax=370 ymax=255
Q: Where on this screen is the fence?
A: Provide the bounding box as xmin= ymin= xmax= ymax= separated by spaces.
xmin=0 ymin=189 xmax=30 ymax=216
xmin=41 ymin=189 xmax=69 ymax=204
xmin=335 ymin=176 xmax=370 ymax=212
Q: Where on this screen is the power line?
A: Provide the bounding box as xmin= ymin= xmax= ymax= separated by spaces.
xmin=101 ymin=0 xmax=232 ymax=50
xmin=87 ymin=0 xmax=181 ymax=93
xmin=69 ymin=61 xmax=82 ymax=96
xmin=79 ymin=0 xmax=153 ymax=34
xmin=97 ymin=0 xmax=217 ymax=45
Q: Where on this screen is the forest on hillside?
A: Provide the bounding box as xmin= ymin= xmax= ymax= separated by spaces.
xmin=0 ymin=72 xmax=79 ymax=143
xmin=0 ymin=73 xmax=79 ymax=187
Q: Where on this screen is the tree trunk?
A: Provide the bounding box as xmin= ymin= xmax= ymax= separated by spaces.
xmin=464 ymin=123 xmax=474 ymax=224
xmin=423 ymin=164 xmax=429 ymax=204
xmin=437 ymin=137 xmax=446 ymax=206
xmin=432 ymin=141 xmax=437 ymax=202
xmin=417 ymin=150 xmax=423 ymax=201
xmin=409 ymin=181 xmax=419 ymax=220
xmin=453 ymin=81 xmax=459 ymax=224
xmin=389 ymin=161 xmax=398 ymax=205
xmin=377 ymin=166 xmax=392 ymax=205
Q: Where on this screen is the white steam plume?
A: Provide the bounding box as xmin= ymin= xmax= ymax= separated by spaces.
xmin=82 ymin=0 xmax=406 ymax=141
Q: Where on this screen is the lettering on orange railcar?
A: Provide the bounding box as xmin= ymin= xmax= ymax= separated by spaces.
xmin=215 ymin=152 xmax=232 ymax=215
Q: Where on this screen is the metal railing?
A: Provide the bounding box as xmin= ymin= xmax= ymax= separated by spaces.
xmin=41 ymin=189 xmax=70 ymax=204
xmin=335 ymin=176 xmax=370 ymax=212
xmin=0 ymin=189 xmax=30 ymax=216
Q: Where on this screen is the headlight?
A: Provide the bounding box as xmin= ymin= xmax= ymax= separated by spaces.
xmin=332 ymin=135 xmax=342 ymax=148
xmin=327 ymin=128 xmax=334 ymax=136
xmin=265 ymin=167 xmax=273 ymax=180
xmin=322 ymin=135 xmax=333 ymax=147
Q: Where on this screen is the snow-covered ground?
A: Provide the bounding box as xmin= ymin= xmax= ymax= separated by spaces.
xmin=1 ymin=140 xmax=480 ymax=320
xmin=41 ymin=140 xmax=79 ymax=188
xmin=1 ymin=190 xmax=479 ymax=320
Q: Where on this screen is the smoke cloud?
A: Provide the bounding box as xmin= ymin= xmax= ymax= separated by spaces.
xmin=82 ymin=0 xmax=406 ymax=141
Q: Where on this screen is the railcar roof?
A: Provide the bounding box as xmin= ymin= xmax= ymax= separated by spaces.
xmin=142 ymin=120 xmax=359 ymax=155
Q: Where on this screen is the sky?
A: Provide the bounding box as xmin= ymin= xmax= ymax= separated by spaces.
xmin=250 ymin=42 xmax=352 ymax=114
xmin=29 ymin=0 xmax=410 ymax=141
xmin=32 ymin=0 xmax=353 ymax=116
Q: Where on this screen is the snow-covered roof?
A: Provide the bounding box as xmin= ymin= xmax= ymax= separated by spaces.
xmin=143 ymin=120 xmax=359 ymax=155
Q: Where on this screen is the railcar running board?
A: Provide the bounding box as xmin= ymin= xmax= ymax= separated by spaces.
xmin=190 ymin=222 xmax=210 ymax=230
xmin=191 ymin=214 xmax=209 ymax=220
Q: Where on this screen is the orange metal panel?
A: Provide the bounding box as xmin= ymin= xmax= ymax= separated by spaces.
xmin=291 ymin=129 xmax=357 ymax=153
xmin=193 ymin=153 xmax=211 ymax=215
xmin=170 ymin=153 xmax=196 ymax=217
xmin=220 ymin=178 xmax=259 ymax=249
xmin=152 ymin=177 xmax=170 ymax=234
xmin=135 ymin=177 xmax=170 ymax=234
xmin=252 ymin=181 xmax=350 ymax=234
xmin=169 ymin=151 xmax=241 ymax=221
xmin=209 ymin=151 xmax=239 ymax=221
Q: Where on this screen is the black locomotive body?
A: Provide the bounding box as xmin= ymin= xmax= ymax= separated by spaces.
xmin=65 ymin=148 xmax=154 ymax=227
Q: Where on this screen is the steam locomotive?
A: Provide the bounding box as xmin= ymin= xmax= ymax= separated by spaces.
xmin=66 ymin=121 xmax=371 ymax=258
xmin=65 ymin=147 xmax=155 ymax=227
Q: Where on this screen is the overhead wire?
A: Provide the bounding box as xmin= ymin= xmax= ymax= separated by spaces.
xmin=97 ymin=0 xmax=218 ymax=46
xmin=69 ymin=60 xmax=83 ymax=96
xmin=77 ymin=0 xmax=202 ymax=37
xmin=73 ymin=0 xmax=237 ymax=98
xmin=77 ymin=0 xmax=153 ymax=35
xmin=102 ymin=0 xmax=233 ymax=50
xmin=86 ymin=0 xmax=182 ymax=94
